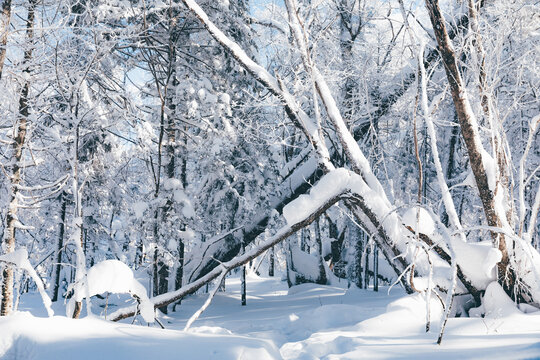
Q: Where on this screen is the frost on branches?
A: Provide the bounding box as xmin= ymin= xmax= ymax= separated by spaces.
xmin=0 ymin=0 xmax=539 ymax=356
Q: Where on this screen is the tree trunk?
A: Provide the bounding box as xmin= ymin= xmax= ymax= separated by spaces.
xmin=373 ymin=244 xmax=379 ymax=292
xmin=1 ymin=0 xmax=36 ymax=316
xmin=158 ymin=260 xmax=169 ymax=314
xmin=268 ymin=246 xmax=274 ymax=277
xmin=314 ymin=219 xmax=327 ymax=284
xmin=241 ymin=264 xmax=246 ymax=306
xmin=424 ymin=0 xmax=515 ymax=294
xmin=363 ymin=240 xmax=370 ymax=289
xmin=51 ymin=193 xmax=67 ymax=302
xmin=352 ymin=224 xmax=363 ymax=289
xmin=0 ymin=0 xmax=11 ymax=80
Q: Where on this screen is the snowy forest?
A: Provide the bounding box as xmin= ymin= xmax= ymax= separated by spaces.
xmin=0 ymin=0 xmax=539 ymax=358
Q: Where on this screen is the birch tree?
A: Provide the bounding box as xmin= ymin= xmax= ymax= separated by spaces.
xmin=1 ymin=0 xmax=37 ymax=316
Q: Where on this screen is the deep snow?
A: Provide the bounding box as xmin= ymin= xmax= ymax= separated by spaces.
xmin=1 ymin=273 xmax=540 ymax=359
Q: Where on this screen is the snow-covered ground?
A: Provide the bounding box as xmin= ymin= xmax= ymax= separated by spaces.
xmin=2 ymin=273 xmax=540 ymax=359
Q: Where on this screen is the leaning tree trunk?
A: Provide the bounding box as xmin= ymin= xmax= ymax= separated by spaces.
xmin=1 ymin=0 xmax=36 ymax=316
xmin=424 ymin=0 xmax=515 ymax=293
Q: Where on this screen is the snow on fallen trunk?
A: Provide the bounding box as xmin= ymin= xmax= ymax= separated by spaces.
xmin=402 ymin=206 xmax=502 ymax=292
xmin=450 ymin=239 xmax=501 ymax=290
xmin=283 ymin=168 xmax=352 ymax=226
xmin=0 ymin=249 xmax=53 ymax=317
xmin=108 ymin=170 xmax=348 ymax=321
xmin=402 ymin=207 xmax=436 ymax=237
xmin=67 ymin=260 xmax=154 ymax=323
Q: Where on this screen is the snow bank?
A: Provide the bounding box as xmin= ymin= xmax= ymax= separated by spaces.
xmin=0 ymin=312 xmax=280 ymax=360
xmin=357 ymin=294 xmax=444 ymax=335
xmin=68 ymin=260 xmax=154 ymax=322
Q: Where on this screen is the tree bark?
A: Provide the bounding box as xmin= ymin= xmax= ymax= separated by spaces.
xmin=51 ymin=193 xmax=67 ymax=302
xmin=241 ymin=264 xmax=246 ymax=306
xmin=268 ymin=246 xmax=274 ymax=277
xmin=424 ymin=0 xmax=514 ymax=293
xmin=0 ymin=0 xmax=11 ymax=80
xmin=1 ymin=0 xmax=36 ymax=316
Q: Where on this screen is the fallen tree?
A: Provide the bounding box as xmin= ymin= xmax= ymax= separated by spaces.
xmin=110 ymin=0 xmax=506 ymax=320
xmin=187 ymin=0 xmax=485 ymax=284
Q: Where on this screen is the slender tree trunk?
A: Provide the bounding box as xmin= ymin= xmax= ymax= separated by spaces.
xmin=373 ymin=244 xmax=379 ymax=292
xmin=158 ymin=259 xmax=169 ymax=313
xmin=352 ymin=224 xmax=363 ymax=289
xmin=300 ymin=227 xmax=310 ymax=253
xmin=153 ymin=244 xmax=159 ymax=297
xmin=241 ymin=264 xmax=246 ymax=306
xmin=268 ymin=246 xmax=274 ymax=277
xmin=467 ymin=0 xmax=513 ymax=228
xmin=364 ymin=240 xmax=370 ymax=289
xmin=1 ymin=0 xmax=36 ymax=316
xmin=51 ymin=193 xmax=67 ymax=302
xmin=314 ymin=218 xmax=326 ymax=284
xmin=72 ymin=119 xmax=89 ymax=318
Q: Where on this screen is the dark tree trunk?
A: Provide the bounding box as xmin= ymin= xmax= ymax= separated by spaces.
xmin=314 ymin=219 xmax=327 ymax=284
xmin=158 ymin=260 xmax=169 ymax=314
xmin=241 ymin=265 xmax=246 ymax=306
xmin=52 ymin=193 xmax=67 ymax=302
xmin=364 ymin=240 xmax=370 ymax=289
xmin=373 ymin=244 xmax=379 ymax=292
xmin=268 ymin=246 xmax=274 ymax=277
xmin=353 ymin=225 xmax=364 ymax=289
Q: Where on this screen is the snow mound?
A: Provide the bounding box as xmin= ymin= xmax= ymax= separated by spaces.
xmin=68 ymin=260 xmax=154 ymax=322
xmin=288 ymin=248 xmax=321 ymax=282
xmin=451 ymin=240 xmax=501 ymax=289
xmin=0 ymin=312 xmax=280 ymax=360
xmin=356 ymin=293 xmax=444 ymax=335
xmin=483 ymin=281 xmax=521 ymax=318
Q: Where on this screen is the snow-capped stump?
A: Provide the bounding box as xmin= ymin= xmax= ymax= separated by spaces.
xmin=483 ymin=281 xmax=521 ymax=318
xmin=288 ymin=247 xmax=326 ymax=286
xmin=67 ymin=260 xmax=154 ymax=323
